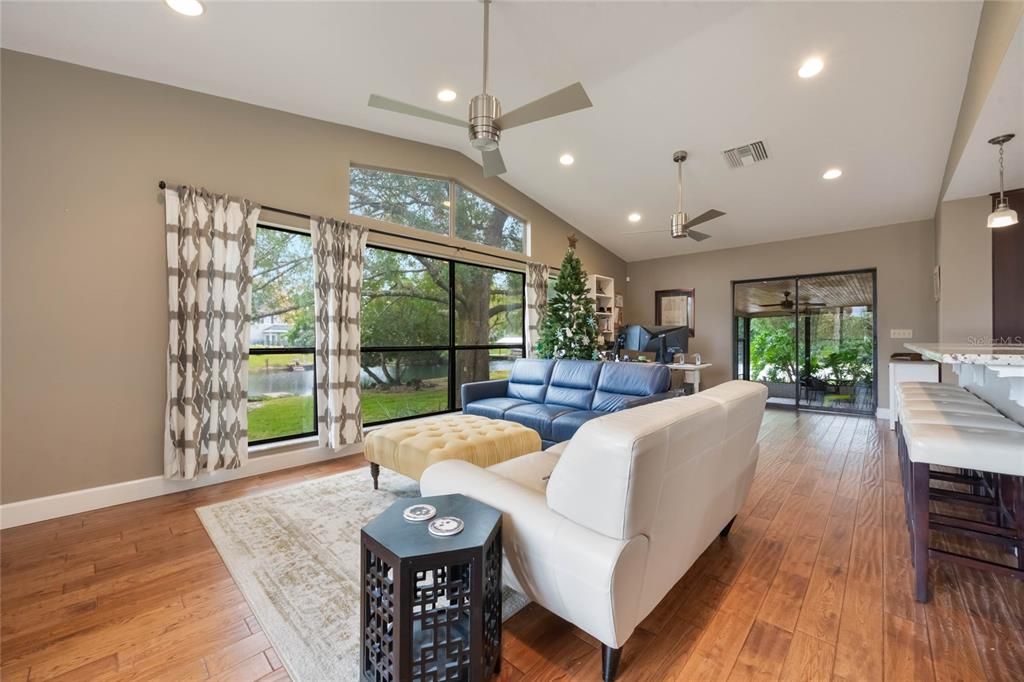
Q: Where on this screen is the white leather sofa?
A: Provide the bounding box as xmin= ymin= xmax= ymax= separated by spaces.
xmin=420 ymin=380 xmax=768 ymax=681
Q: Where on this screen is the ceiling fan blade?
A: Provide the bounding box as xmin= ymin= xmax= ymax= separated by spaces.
xmin=494 ymin=82 xmax=593 ymax=130
xmin=686 ymin=229 xmax=712 ymax=242
xmin=368 ymin=94 xmax=467 ymax=128
xmin=481 ymin=148 xmax=507 ymax=177
xmin=682 ymin=209 xmax=726 ymax=230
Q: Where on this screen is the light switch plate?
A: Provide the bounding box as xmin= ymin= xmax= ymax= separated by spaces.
xmin=890 ymin=329 xmax=913 ymax=339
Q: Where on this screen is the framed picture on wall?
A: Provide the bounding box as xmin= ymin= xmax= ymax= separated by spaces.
xmin=655 ymin=289 xmax=695 ymax=336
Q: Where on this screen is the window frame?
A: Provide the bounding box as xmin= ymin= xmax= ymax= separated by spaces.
xmin=349 ymin=163 xmax=530 ymax=255
xmin=361 ymin=243 xmax=527 ymax=427
xmin=248 ymin=223 xmax=318 ymax=446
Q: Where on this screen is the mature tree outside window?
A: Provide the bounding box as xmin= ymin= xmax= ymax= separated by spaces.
xmin=349 ymin=167 xmax=450 ymax=236
xmin=455 ymin=185 xmax=525 ymax=252
xmin=361 ymin=246 xmax=525 ymax=423
xmin=248 ymin=226 xmax=317 ymax=443
xmin=350 ymin=165 xmax=527 ymax=423
xmin=349 ymin=166 xmax=527 ymax=253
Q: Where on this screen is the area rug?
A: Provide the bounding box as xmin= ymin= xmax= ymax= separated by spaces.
xmin=196 ymin=466 xmax=529 ymax=682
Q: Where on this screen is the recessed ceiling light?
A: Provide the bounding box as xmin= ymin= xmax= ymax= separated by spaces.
xmin=822 ymin=168 xmax=842 ymax=180
xmin=559 ymin=153 xmax=575 ymax=166
xmin=437 ymin=89 xmax=457 ymax=103
xmin=628 ymin=212 xmax=642 ymax=223
xmin=798 ymin=56 xmax=824 ymax=79
xmin=165 ymin=0 xmax=204 ymax=17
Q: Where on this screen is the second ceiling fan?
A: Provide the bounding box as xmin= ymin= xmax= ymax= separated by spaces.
xmin=758 ymin=291 xmax=827 ymax=311
xmin=630 ymin=151 xmax=727 ymax=241
xmin=368 ymin=0 xmax=593 ymax=177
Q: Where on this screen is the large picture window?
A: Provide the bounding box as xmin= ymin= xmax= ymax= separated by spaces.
xmin=248 ymin=226 xmax=317 ymax=444
xmin=361 ymin=246 xmax=525 ymax=424
xmin=349 ymin=166 xmax=527 ymax=254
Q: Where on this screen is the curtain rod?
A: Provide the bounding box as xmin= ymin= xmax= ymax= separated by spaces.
xmin=158 ymin=180 xmax=555 ymax=270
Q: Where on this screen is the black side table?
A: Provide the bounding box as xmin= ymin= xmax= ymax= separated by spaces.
xmin=361 ymin=494 xmax=503 ymax=682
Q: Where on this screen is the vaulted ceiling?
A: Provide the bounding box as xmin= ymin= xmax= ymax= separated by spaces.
xmin=1 ymin=1 xmax=984 ymax=261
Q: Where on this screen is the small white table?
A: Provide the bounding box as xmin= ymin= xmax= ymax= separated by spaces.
xmin=664 ymin=363 xmax=713 ymax=393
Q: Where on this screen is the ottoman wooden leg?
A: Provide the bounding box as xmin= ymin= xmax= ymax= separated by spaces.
xmin=370 ymin=463 xmax=380 ymax=490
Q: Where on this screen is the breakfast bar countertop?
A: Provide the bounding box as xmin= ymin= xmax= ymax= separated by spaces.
xmin=905 ymin=343 xmax=1024 ymax=366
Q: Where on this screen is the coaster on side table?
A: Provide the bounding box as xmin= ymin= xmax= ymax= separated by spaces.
xmin=403 ymin=504 xmax=437 ymax=522
xmin=428 ymin=516 xmax=465 ymax=537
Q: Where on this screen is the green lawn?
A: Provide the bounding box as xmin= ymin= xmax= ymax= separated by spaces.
xmin=248 ymin=394 xmax=315 ymax=442
xmin=247 ymin=383 xmax=450 ymax=441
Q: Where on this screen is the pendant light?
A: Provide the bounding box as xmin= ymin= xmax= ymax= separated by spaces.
xmin=987 ymin=134 xmax=1018 ymax=228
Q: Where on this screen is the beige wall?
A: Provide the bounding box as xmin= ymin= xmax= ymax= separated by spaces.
xmin=0 ymin=51 xmax=626 ymax=503
xmin=624 ymin=219 xmax=938 ymax=410
xmin=936 ymin=195 xmax=993 ymax=346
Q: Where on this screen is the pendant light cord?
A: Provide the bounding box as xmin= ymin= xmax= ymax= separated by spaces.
xmin=998 ymin=142 xmax=1006 ymax=202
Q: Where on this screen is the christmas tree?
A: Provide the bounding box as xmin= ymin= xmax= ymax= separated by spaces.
xmin=536 ymin=235 xmax=600 ymax=360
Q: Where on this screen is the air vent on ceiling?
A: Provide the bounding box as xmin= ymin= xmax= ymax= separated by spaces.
xmin=722 ymin=140 xmax=769 ymax=169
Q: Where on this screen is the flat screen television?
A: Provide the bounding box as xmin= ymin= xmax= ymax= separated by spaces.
xmin=615 ymin=324 xmax=689 ymax=363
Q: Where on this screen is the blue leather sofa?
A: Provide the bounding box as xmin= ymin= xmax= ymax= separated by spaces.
xmin=461 ymin=359 xmax=673 ymax=447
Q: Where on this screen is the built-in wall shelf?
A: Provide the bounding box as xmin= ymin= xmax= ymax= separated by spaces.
xmin=589 ymin=274 xmax=619 ymax=343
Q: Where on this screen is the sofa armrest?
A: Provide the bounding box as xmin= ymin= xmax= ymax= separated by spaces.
xmin=621 ymin=390 xmax=676 ymax=410
xmin=461 ymin=379 xmax=510 ymax=406
xmin=421 ymin=460 xmax=649 ymax=648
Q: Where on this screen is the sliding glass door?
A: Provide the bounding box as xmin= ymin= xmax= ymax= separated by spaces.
xmin=795 ymin=272 xmax=877 ymax=413
xmin=733 ymin=270 xmax=877 ymax=415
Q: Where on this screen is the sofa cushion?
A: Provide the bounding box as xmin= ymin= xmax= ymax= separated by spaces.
xmin=551 ymin=410 xmax=604 ymax=442
xmin=487 ymin=449 xmax=562 ymax=494
xmin=592 ymin=363 xmax=672 ymax=412
xmin=545 ymin=360 xmax=603 ymax=410
xmin=504 ymin=403 xmax=576 ymax=440
xmin=464 ymin=397 xmax=530 ymax=420
xmin=507 ymin=359 xmax=556 ymax=403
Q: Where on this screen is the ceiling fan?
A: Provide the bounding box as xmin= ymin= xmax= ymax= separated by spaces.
xmin=628 ymin=151 xmax=727 ymax=241
xmin=367 ymin=0 xmax=593 ymax=178
xmin=758 ymin=291 xmax=827 ymax=310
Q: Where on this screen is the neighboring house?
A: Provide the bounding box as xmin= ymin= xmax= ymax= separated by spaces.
xmin=250 ymin=316 xmax=292 ymax=346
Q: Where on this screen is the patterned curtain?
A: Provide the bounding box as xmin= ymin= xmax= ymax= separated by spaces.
xmin=525 ymin=262 xmax=550 ymax=358
xmin=164 ymin=186 xmax=260 ymax=479
xmin=311 ymin=217 xmax=368 ymax=449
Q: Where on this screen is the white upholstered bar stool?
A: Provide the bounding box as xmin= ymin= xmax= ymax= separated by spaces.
xmin=894 ymin=383 xmax=984 ymax=429
xmin=902 ymin=423 xmax=1024 ymax=601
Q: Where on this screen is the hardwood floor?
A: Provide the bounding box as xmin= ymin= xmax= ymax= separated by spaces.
xmin=2 ymin=410 xmax=1022 ymax=681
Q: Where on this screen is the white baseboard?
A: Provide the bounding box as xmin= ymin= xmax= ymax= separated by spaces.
xmin=0 ymin=443 xmax=362 ymax=529
xmin=876 ymin=407 xmax=891 ymax=420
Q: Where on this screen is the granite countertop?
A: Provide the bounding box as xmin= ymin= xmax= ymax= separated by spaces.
xmin=905 ymin=343 xmax=1024 ymax=366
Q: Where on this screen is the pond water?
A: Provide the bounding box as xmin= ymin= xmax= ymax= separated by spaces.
xmin=249 ymin=360 xmax=514 ymax=398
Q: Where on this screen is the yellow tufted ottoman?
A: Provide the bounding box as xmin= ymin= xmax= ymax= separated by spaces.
xmin=363 ymin=414 xmax=541 ymax=489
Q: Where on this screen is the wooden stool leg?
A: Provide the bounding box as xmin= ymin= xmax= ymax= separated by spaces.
xmin=911 ymin=461 xmax=931 ymax=603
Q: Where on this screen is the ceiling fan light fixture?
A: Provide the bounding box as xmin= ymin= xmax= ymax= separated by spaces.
xmin=987 ymin=134 xmax=1018 ymax=228
xmin=670 ymin=212 xmax=686 ymax=238
xmin=436 ymin=89 xmax=457 ymax=103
